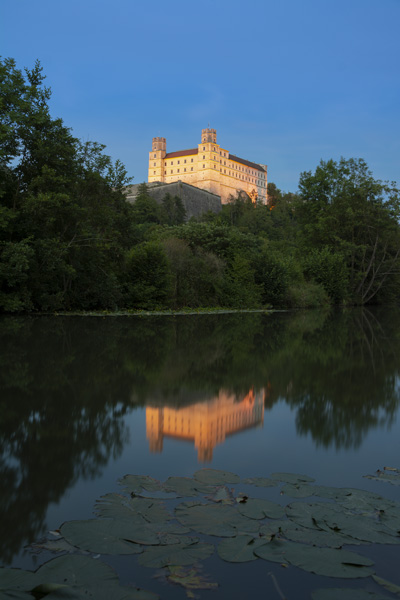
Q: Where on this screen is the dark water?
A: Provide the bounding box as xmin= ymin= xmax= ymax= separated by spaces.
xmin=1 ymin=308 xmax=400 ymax=597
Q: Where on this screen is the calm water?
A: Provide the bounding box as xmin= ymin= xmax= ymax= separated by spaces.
xmin=1 ymin=308 xmax=400 ymax=598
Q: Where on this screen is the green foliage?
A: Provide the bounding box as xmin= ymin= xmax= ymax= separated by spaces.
xmin=297 ymin=158 xmax=400 ymax=304
xmin=303 ymin=248 xmax=348 ymax=305
xmin=124 ymin=242 xmax=171 ymax=309
xmin=1 ymin=57 xmax=399 ymax=312
xmin=159 ymin=193 xmax=186 ymax=225
xmin=286 ymin=282 xmax=330 ymax=309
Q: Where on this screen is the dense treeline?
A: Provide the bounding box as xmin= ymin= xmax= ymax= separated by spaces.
xmin=1 ymin=58 xmax=400 ymax=312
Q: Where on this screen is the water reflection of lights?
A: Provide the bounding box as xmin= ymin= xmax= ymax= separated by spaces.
xmin=146 ymin=388 xmax=265 ymax=462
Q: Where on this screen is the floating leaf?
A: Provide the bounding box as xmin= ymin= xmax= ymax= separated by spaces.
xmin=255 ymin=539 xmax=374 ymax=578
xmin=31 ymin=538 xmax=84 ymax=555
xmin=138 ymin=541 xmax=214 ymax=568
xmin=312 ymin=589 xmax=390 ymax=600
xmin=237 ymin=498 xmax=285 ymax=520
xmin=175 ymin=501 xmax=259 ymax=537
xmin=119 ymin=475 xmax=162 ymax=495
xmin=163 ymin=476 xmax=213 ymax=497
xmin=166 ymin=565 xmax=218 ymax=598
xmin=242 ymin=477 xmax=278 ymax=488
xmin=0 ymin=567 xmax=39 ymax=596
xmin=270 ymin=472 xmax=315 ymax=484
xmin=217 ymin=535 xmax=268 ymax=562
xmin=95 ymin=494 xmax=169 ymax=524
xmin=193 ymin=469 xmax=240 ymax=485
xmin=364 ymin=473 xmax=400 ymax=486
xmin=61 ymin=519 xmax=143 ymax=555
xmin=281 ymin=483 xmax=314 ymax=498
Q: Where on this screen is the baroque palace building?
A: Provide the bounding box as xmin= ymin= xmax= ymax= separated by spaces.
xmin=148 ymin=128 xmax=267 ymax=204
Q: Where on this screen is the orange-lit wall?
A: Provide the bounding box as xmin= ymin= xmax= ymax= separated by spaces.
xmin=146 ymin=388 xmax=264 ymax=462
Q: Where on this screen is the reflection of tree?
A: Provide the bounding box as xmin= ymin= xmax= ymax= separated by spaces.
xmin=265 ymin=308 xmax=400 ymax=449
xmin=1 ymin=308 xmax=400 ymax=564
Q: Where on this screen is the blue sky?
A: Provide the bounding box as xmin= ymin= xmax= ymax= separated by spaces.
xmin=2 ymin=0 xmax=399 ymax=192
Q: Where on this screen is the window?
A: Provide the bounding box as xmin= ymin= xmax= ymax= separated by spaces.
xmin=203 ymin=146 xmax=205 ymax=150
xmin=191 ymin=158 xmax=193 ymax=163
xmin=171 ymin=170 xmax=173 ymax=174
xmin=178 ymin=160 xmax=180 ymax=164
xmin=203 ymin=164 xmax=205 ymax=168
xmin=203 ymin=155 xmax=205 ymax=159
xmin=164 ymin=171 xmax=166 ymax=175
xmin=177 ymin=169 xmax=180 ymax=173
xmin=153 ymin=171 xmax=156 ymax=175
xmin=153 ymin=162 xmax=156 ymax=166
xmin=191 ymin=167 xmax=193 ymax=171
xmin=164 ymin=162 xmax=167 ymax=166
xmin=184 ymin=168 xmax=186 ymax=172
xmin=154 ymin=153 xmax=156 ymax=158
xmin=171 ymin=161 xmax=174 ymax=165
xmin=184 ymin=159 xmax=186 ymax=163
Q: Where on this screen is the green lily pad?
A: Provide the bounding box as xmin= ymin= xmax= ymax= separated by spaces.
xmin=193 ymin=469 xmax=240 ymax=485
xmin=0 ymin=567 xmax=39 ymax=599
xmin=242 ymin=477 xmax=278 ymax=488
xmin=281 ymin=483 xmax=314 ymax=498
xmin=312 ymin=589 xmax=391 ymax=600
xmin=175 ymin=501 xmax=259 ymax=537
xmin=34 ymin=555 xmax=158 ymax=600
xmin=237 ymin=498 xmax=285 ymax=520
xmin=255 ymin=539 xmax=374 ymax=578
xmin=364 ymin=472 xmax=400 ymax=486
xmin=163 ymin=476 xmax=213 ymax=497
xmin=217 ymin=535 xmax=268 ymax=562
xmin=60 ymin=519 xmax=143 ymax=554
xmin=119 ymin=475 xmax=162 ymax=495
xmin=138 ymin=541 xmax=214 ymax=568
xmin=270 ymin=472 xmax=315 ymax=484
xmin=286 ymin=501 xmax=400 ymax=544
xmin=95 ymin=494 xmax=169 ymax=524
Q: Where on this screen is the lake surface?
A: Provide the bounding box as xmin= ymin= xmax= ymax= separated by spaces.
xmin=1 ymin=308 xmax=400 ymax=598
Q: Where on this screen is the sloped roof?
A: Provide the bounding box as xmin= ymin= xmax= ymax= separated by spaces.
xmin=165 ymin=148 xmax=199 ymax=159
xmin=229 ymin=153 xmax=266 ymax=172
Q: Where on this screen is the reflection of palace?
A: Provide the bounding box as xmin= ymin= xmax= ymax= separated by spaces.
xmin=146 ymin=388 xmax=264 ymax=462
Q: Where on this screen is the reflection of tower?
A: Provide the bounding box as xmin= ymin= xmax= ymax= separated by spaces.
xmin=146 ymin=407 xmax=164 ymax=453
xmin=146 ymin=388 xmax=264 ymax=462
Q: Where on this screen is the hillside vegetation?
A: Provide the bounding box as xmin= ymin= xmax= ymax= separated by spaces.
xmin=1 ymin=58 xmax=400 ymax=312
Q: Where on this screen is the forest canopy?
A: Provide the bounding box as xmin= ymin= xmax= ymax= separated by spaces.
xmin=1 ymin=57 xmax=400 ymax=313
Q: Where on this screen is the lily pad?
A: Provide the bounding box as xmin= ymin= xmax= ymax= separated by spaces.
xmin=217 ymin=535 xmax=269 ymax=562
xmin=33 ymin=555 xmax=154 ymax=600
xmin=175 ymin=501 xmax=259 ymax=537
xmin=138 ymin=541 xmax=214 ymax=568
xmin=281 ymin=483 xmax=315 ymax=498
xmin=193 ymin=469 xmax=240 ymax=485
xmin=95 ymin=494 xmax=169 ymax=524
xmin=0 ymin=567 xmax=39 ymax=595
xmin=119 ymin=475 xmax=162 ymax=495
xmin=255 ymin=539 xmax=374 ymax=578
xmin=60 ymin=519 xmax=143 ymax=554
xmin=242 ymin=477 xmax=278 ymax=488
xmin=270 ymin=472 xmax=315 ymax=484
xmin=163 ymin=476 xmax=213 ymax=497
xmin=237 ymin=498 xmax=285 ymax=520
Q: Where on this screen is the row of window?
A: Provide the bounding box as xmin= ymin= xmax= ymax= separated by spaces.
xmin=156 ymin=157 xmax=264 ymax=178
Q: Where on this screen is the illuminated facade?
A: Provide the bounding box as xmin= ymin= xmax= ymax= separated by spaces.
xmin=146 ymin=388 xmax=264 ymax=462
xmin=148 ymin=129 xmax=267 ymax=204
